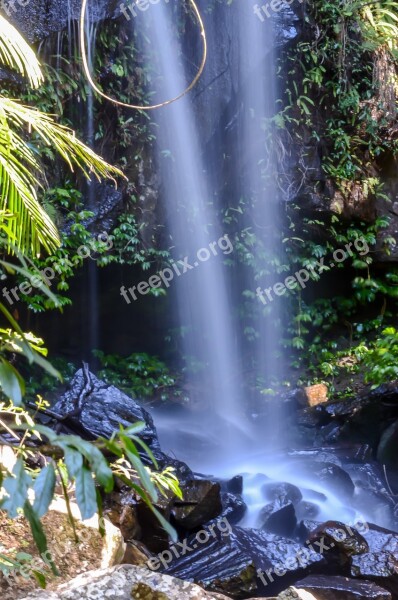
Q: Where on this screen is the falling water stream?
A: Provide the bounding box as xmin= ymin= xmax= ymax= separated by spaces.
xmin=75 ymin=0 xmax=398 ymax=533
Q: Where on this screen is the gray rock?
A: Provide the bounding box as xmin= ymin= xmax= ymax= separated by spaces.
xmin=20 ymin=564 xmax=231 ymax=599
xmin=278 ymin=574 xmax=391 ymax=599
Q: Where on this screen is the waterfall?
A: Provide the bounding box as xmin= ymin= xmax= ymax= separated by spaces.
xmin=235 ymin=3 xmax=285 ymax=446
xmin=130 ymin=3 xmax=253 ymax=467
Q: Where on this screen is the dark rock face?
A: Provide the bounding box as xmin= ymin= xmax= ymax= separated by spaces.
xmin=363 ymin=523 xmax=398 ymax=555
xmin=308 ymin=521 xmax=369 ymax=564
xmin=218 ymin=475 xmax=244 ymax=495
xmin=296 ymin=520 xmax=321 ymax=543
xmin=259 ymin=501 xmax=297 ymax=537
xmin=351 ymin=552 xmax=398 ymax=597
xmin=285 ymin=574 xmax=392 ymax=600
xmin=8 ymin=0 xmax=118 ymax=42
xmin=162 ymin=525 xmax=325 ymax=599
xmin=173 ymin=480 xmax=222 ymax=529
xmin=52 ymin=367 xmax=159 ymax=448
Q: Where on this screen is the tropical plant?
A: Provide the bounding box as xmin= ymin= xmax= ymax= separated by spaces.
xmin=0 ymin=14 xmax=123 ymax=255
xmin=0 ymin=16 xmax=181 ymax=574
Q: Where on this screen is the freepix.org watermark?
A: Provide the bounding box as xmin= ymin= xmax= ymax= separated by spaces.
xmin=119 ymin=0 xmax=169 ymax=21
xmin=253 ymin=0 xmax=304 ymax=22
xmin=120 ymin=234 xmax=234 ymax=304
xmin=256 ymin=237 xmax=369 ymax=306
xmin=147 ymin=517 xmax=232 ymax=571
xmin=257 ymin=519 xmax=369 ymax=587
xmin=1 ymin=232 xmax=113 ymax=306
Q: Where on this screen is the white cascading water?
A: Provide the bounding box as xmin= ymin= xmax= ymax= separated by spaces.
xmin=132 ymin=2 xmax=251 ymax=464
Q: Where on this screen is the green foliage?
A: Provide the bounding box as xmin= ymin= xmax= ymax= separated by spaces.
xmin=94 ymin=350 xmax=183 ymax=403
xmin=363 ymin=327 xmax=398 ymax=386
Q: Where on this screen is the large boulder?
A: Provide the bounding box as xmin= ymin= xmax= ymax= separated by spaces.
xmin=259 ymin=500 xmax=297 ymax=537
xmin=52 ymin=368 xmax=160 ymax=450
xmin=308 ymin=521 xmax=369 ymax=567
xmin=278 ymin=575 xmax=392 ymax=600
xmin=19 ymin=564 xmax=231 ymax=599
xmin=173 ymin=480 xmax=223 ymax=530
xmin=162 ymin=525 xmax=325 ymax=598
xmin=51 ymin=368 xmax=193 ymax=480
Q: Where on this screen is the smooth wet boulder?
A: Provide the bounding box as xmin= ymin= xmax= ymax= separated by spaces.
xmin=262 ymin=482 xmax=303 ymax=505
xmin=173 ymin=480 xmax=222 ymax=529
xmin=302 ymin=463 xmax=355 ymax=500
xmin=53 ymin=368 xmax=159 ymax=448
xmin=308 ymin=521 xmax=368 ymax=566
xmin=350 ymin=551 xmax=398 ymax=597
xmin=278 ymin=575 xmax=392 ymax=600
xmin=162 ymin=525 xmax=325 ymax=598
xmin=259 ymin=501 xmax=297 ymax=537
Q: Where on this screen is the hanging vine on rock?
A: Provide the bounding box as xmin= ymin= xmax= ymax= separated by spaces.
xmin=80 ymin=0 xmax=207 ymax=110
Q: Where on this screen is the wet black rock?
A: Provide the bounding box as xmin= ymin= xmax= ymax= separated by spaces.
xmin=163 ymin=525 xmax=325 ymax=599
xmin=303 ymin=463 xmax=355 ymax=500
xmin=280 ymin=574 xmax=392 ymax=600
xmin=259 ymin=501 xmax=297 ymax=537
xmin=173 ymin=480 xmax=222 ymax=530
xmin=308 ymin=521 xmax=369 ymax=566
xmin=219 ymin=492 xmax=247 ymax=525
xmin=363 ymin=523 xmax=398 ymax=555
xmin=302 ymin=488 xmax=328 ymax=503
xmin=52 ymin=368 xmax=192 ymax=480
xmin=52 ymin=368 xmax=159 ymax=448
xmin=262 ymin=481 xmax=303 ymax=505
xmin=223 ymin=475 xmax=244 ymax=495
xmin=350 ymin=551 xmax=398 ymax=597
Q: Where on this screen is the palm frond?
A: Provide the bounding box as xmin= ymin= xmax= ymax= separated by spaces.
xmin=0 ymin=15 xmax=43 ymax=88
xmin=0 ymin=98 xmax=125 ymax=184
xmin=0 ymin=98 xmax=125 ymax=254
xmin=0 ymin=109 xmax=59 ymax=254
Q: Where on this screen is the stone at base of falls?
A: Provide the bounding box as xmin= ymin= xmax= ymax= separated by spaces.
xmin=308 ymin=521 xmax=369 ymax=564
xmin=277 ymin=575 xmax=392 ymax=600
xmin=259 ymin=501 xmax=297 ymax=537
xmin=173 ymin=480 xmax=223 ymax=529
xmin=300 ymin=463 xmax=355 ymax=500
xmin=219 ymin=492 xmax=247 ymax=524
xmin=53 ymin=369 xmax=159 ymax=447
xmin=262 ymin=482 xmax=303 ymax=505
xmin=162 ymin=525 xmax=325 ymax=599
xmin=19 ymin=565 xmax=232 ymax=599
xmin=51 ymin=368 xmax=192 ymax=479
xmin=350 ymin=552 xmax=398 ymax=597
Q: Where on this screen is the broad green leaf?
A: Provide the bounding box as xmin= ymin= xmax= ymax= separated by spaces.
xmin=75 ymin=467 xmax=97 ymax=520
xmin=0 ymin=358 xmax=24 ymax=405
xmin=1 ymin=458 xmax=32 ymax=517
xmin=33 ymin=464 xmax=56 ymax=518
xmin=23 ymin=501 xmax=58 ymax=576
xmin=62 ymin=446 xmax=83 ymax=479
